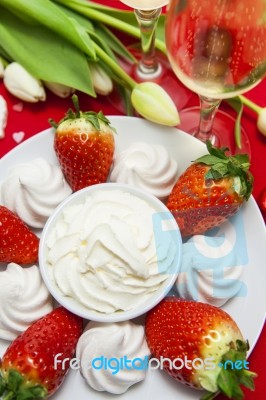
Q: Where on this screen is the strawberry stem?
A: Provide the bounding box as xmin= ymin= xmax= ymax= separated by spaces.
xmin=49 ymin=95 xmax=117 ymax=133
xmin=72 ymin=94 xmax=80 ymax=117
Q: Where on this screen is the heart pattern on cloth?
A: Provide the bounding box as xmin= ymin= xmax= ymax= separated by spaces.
xmin=12 ymin=131 xmax=25 ymax=143
xmin=12 ymin=102 xmax=24 ymax=112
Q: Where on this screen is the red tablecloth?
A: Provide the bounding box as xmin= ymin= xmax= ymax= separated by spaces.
xmin=0 ymin=1 xmax=265 ymax=399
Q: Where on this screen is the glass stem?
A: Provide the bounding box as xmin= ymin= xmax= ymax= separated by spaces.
xmin=134 ymin=8 xmax=162 ymax=79
xmin=195 ymin=96 xmax=221 ymax=144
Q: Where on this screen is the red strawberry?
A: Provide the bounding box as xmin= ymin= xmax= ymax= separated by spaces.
xmin=0 ymin=307 xmax=83 ymax=399
xmin=51 ymin=95 xmax=115 ymax=192
xmin=167 ymin=142 xmax=253 ymax=237
xmin=145 ymin=298 xmax=256 ymax=399
xmin=0 ymin=205 xmax=39 ymax=264
xmin=258 ymin=187 xmax=266 ymax=220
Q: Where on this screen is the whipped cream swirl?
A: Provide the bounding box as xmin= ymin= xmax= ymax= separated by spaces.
xmin=46 ymin=189 xmax=178 ymax=314
xmin=110 ymin=142 xmax=178 ymax=200
xmin=0 ymin=157 xmax=72 ymax=228
xmin=0 ymin=263 xmax=53 ymax=340
xmin=76 ymin=321 xmax=150 ymax=394
xmin=176 ymin=235 xmax=244 ymax=307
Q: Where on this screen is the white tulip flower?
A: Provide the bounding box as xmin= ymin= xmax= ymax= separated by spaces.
xmin=3 ymin=62 xmax=46 ymax=102
xmin=43 ymin=81 xmax=74 ymax=98
xmin=90 ymin=63 xmax=113 ymax=96
xmin=0 ymin=95 xmax=8 ymax=139
xmin=256 ymin=107 xmax=266 ymax=137
xmin=131 ymin=82 xmax=180 ymax=126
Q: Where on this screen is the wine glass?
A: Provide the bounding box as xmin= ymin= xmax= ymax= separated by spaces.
xmin=112 ymin=0 xmax=192 ymax=111
xmin=165 ymin=0 xmax=266 ymax=153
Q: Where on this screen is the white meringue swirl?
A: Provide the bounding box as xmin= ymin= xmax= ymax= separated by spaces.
xmin=76 ymin=321 xmax=150 ymax=394
xmin=0 ymin=263 xmax=53 ymax=341
xmin=110 ymin=142 xmax=178 ymax=200
xmin=175 ymin=235 xmax=245 ymax=307
xmin=0 ymin=157 xmax=72 ymax=228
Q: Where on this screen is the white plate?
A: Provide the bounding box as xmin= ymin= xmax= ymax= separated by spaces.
xmin=0 ymin=116 xmax=266 ymax=400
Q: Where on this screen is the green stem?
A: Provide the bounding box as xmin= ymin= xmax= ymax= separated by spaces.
xmin=55 ymin=0 xmax=138 ymax=35
xmin=0 ymin=55 xmax=9 ymax=67
xmin=92 ymin=41 xmax=137 ymax=90
xmin=54 ymin=0 xmax=166 ymax=54
xmin=238 ymin=95 xmax=262 ymax=114
xmin=72 ymin=94 xmax=80 ymax=116
xmin=0 ymin=46 xmax=11 ymax=65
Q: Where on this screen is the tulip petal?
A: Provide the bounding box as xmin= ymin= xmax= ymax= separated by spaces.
xmin=43 ymin=81 xmax=74 ymax=98
xmin=89 ymin=64 xmax=113 ymax=96
xmin=0 ymin=95 xmax=8 ymax=139
xmin=3 ymin=62 xmax=46 ymax=102
xmin=131 ymin=82 xmax=180 ymax=126
xmin=257 ymin=109 xmax=266 ymax=137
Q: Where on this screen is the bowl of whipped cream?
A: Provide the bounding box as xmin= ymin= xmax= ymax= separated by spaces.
xmin=39 ymin=182 xmax=182 ymax=322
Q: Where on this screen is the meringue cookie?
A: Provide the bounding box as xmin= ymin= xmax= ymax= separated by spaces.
xmin=0 ymin=263 xmax=53 ymax=341
xmin=110 ymin=141 xmax=178 ymax=200
xmin=76 ymin=321 xmax=150 ymax=394
xmin=0 ymin=158 xmax=72 ymax=228
xmin=175 ymin=235 xmax=245 ymax=307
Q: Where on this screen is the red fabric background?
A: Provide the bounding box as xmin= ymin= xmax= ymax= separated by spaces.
xmin=0 ymin=1 xmax=265 ymax=399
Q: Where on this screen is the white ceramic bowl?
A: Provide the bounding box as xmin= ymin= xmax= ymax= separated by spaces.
xmin=39 ymin=183 xmax=182 ymax=322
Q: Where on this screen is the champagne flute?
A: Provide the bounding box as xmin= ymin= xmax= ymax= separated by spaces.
xmin=165 ymin=0 xmax=266 ymax=153
xmin=113 ymin=0 xmax=192 ymax=110
xmin=120 ymin=0 xmax=169 ymax=79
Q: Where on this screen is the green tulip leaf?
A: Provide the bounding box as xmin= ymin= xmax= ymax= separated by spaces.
xmin=0 ymin=0 xmax=96 ymax=59
xmin=53 ymin=0 xmax=166 ymax=51
xmin=0 ymin=7 xmax=95 ymax=96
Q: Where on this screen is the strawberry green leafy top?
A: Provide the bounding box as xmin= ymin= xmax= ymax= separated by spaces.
xmin=195 ymin=141 xmax=254 ymax=201
xmin=49 ymin=94 xmax=116 ymax=133
xmin=201 ymin=340 xmax=256 ymax=400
